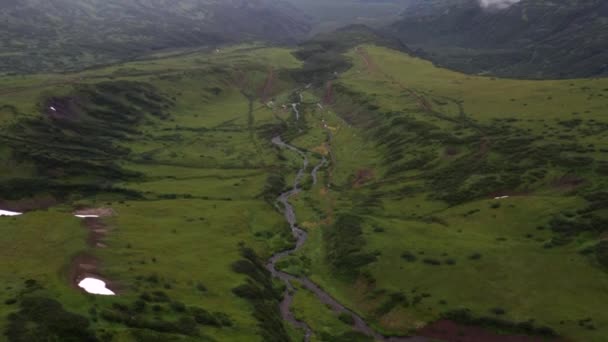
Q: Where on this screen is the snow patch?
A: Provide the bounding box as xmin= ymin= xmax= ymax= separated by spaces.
xmin=478 ymin=0 xmax=520 ymax=9
xmin=78 ymin=278 xmax=115 ymax=296
xmin=0 ymin=210 xmax=22 ymax=216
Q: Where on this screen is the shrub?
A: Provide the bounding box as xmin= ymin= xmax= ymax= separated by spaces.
xmin=338 ymin=313 xmax=355 ymax=325
xmin=469 ymin=253 xmax=482 ymax=260
xmin=400 ymin=251 xmax=417 ymax=262
xmin=6 ymin=297 xmax=97 ymax=342
xmin=490 ymin=307 xmax=506 ymax=315
xmin=324 ymin=214 xmax=377 ymax=279
xmin=423 ymin=258 xmax=441 ymax=266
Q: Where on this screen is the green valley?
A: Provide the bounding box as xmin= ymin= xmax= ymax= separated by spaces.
xmin=1 ymin=3 xmax=608 ymax=342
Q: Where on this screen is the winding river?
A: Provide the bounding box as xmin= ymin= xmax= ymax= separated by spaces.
xmin=266 ymin=124 xmax=425 ymax=341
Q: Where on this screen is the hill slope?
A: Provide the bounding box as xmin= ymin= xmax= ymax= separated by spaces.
xmin=387 ymin=0 xmax=608 ymax=78
xmin=0 ymin=0 xmax=310 ymax=74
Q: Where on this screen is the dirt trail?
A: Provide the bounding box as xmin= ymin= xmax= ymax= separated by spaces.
xmin=69 ymin=208 xmax=117 ymax=292
xmin=323 ymin=81 xmax=334 ymax=105
xmin=356 ymin=47 xmax=434 ymax=114
xmin=258 ymin=67 xmax=276 ymax=102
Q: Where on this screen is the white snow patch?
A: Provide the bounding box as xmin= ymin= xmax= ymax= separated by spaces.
xmin=75 ymin=215 xmax=100 ymax=218
xmin=49 ymin=106 xmax=57 ymax=111
xmin=494 ymin=196 xmax=510 ymax=200
xmin=0 ymin=210 xmax=22 ymax=216
xmin=78 ymin=278 xmax=115 ymax=295
xmin=478 ymin=0 xmax=520 ymax=9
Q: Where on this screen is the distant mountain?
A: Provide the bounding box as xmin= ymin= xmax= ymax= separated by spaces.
xmin=387 ymin=0 xmax=608 ymax=78
xmin=0 ymin=0 xmax=310 ymax=74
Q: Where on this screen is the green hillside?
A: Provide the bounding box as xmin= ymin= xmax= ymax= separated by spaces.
xmin=0 ymin=0 xmax=310 ymax=74
xmin=387 ymin=0 xmax=608 ymax=78
xmin=1 ymin=30 xmax=608 ymax=340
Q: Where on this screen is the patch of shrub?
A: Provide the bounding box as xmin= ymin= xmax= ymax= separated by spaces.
xmin=422 ymin=258 xmax=441 ymax=266
xmin=400 ymin=251 xmax=417 ymax=262
xmin=318 ymin=331 xmax=374 ymax=342
xmin=324 ymin=214 xmax=377 ymax=280
xmin=469 ymin=253 xmax=482 ymax=260
xmin=231 ymin=247 xmax=289 ymax=342
xmin=441 ymin=309 xmax=556 ymax=337
xmin=6 ymin=297 xmax=98 ymax=342
xmin=375 ymin=292 xmax=408 ymax=316
xmin=338 ymin=313 xmax=355 ymax=325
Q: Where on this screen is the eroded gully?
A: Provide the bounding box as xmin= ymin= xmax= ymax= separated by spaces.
xmin=266 ymin=99 xmax=426 ymax=342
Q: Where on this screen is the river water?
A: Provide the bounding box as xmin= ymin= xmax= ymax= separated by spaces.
xmin=266 ymin=134 xmax=425 ymax=342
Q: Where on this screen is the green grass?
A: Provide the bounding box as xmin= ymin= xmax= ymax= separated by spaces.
xmin=0 ymin=45 xmax=302 ymax=341
xmin=2 ymin=38 xmax=608 ymax=342
xmin=283 ymin=43 xmax=608 ymax=342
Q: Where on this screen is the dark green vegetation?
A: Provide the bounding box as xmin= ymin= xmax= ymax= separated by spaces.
xmin=282 ymin=29 xmax=608 ymax=341
xmin=387 ymin=0 xmax=608 ymax=78
xmin=0 ymin=45 xmax=305 ymax=341
xmin=7 ymin=296 xmax=97 ymax=342
xmin=2 ymin=18 xmax=608 ymax=342
xmin=0 ymin=0 xmax=309 ymax=74
xmin=1 ymin=81 xmax=170 ymax=200
xmin=232 ymin=247 xmax=290 ymax=342
xmin=292 ymin=24 xmax=407 ymax=84
xmin=324 ymin=214 xmax=377 ymax=280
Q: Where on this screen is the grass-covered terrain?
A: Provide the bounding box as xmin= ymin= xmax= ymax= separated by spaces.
xmin=2 ymin=28 xmax=608 ymax=342
xmin=387 ymin=0 xmax=608 ymax=79
xmin=0 ymin=0 xmax=309 ymax=74
xmin=284 ymin=43 xmax=608 ymax=341
xmin=0 ymin=45 xmax=310 ymax=341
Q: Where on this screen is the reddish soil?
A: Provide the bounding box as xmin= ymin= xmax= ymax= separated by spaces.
xmin=477 ymin=137 xmax=491 ymax=158
xmin=323 ymin=80 xmax=334 ymax=105
xmin=68 ymin=253 xmax=99 ymax=288
xmin=356 ymin=47 xmax=377 ymax=73
xmin=45 ymin=96 xmax=78 ymax=120
xmin=74 ymin=207 xmax=115 ymax=248
xmin=488 ymin=190 xmax=531 ymax=199
xmin=74 ymin=207 xmax=115 ymax=217
xmin=68 ymin=253 xmax=119 ymax=293
xmin=355 ymin=47 xmax=437 ymax=116
xmin=445 ymin=146 xmax=460 ymax=156
xmin=0 ymin=195 xmax=58 ymax=212
xmin=258 ymin=67 xmax=276 ymax=102
xmin=552 ymin=174 xmax=585 ymax=191
xmin=418 ymin=320 xmax=560 ymax=342
xmin=83 ymin=218 xmax=109 ymax=248
xmin=232 ymin=69 xmax=250 ymax=92
xmin=353 ymin=169 xmax=375 ymax=187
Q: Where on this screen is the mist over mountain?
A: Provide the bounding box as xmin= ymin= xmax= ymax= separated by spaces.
xmin=0 ymin=0 xmax=310 ymax=74
xmin=478 ymin=0 xmax=521 ymax=9
xmin=388 ymin=0 xmax=608 ymax=78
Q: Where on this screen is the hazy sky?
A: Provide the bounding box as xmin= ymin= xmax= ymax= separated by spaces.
xmin=478 ymin=0 xmax=521 ymax=9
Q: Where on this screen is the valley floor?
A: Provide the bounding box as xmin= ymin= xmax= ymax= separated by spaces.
xmin=1 ymin=42 xmax=608 ymax=342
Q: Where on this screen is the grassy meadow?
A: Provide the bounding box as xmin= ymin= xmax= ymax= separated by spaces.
xmin=1 ymin=36 xmax=608 ymax=342
xmin=282 ymin=44 xmax=608 ymax=342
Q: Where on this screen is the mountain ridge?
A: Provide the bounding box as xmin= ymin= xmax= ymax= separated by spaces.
xmin=387 ymin=0 xmax=608 ymax=78
xmin=0 ymin=0 xmax=311 ymax=74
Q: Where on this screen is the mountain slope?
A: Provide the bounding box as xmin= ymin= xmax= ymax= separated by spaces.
xmin=387 ymin=0 xmax=608 ymax=78
xmin=0 ymin=0 xmax=310 ymax=74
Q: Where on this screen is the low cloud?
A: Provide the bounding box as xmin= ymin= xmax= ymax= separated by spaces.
xmin=478 ymin=0 xmax=521 ymax=9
